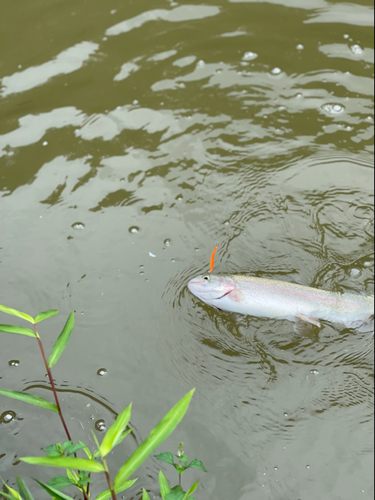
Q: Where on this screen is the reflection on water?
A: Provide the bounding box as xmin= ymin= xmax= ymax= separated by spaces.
xmin=0 ymin=0 xmax=373 ymax=498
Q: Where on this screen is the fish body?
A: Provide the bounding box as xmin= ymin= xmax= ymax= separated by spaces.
xmin=188 ymin=274 xmax=374 ymax=328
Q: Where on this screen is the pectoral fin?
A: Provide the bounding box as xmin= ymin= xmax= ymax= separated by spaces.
xmin=295 ymin=313 xmax=321 ymax=328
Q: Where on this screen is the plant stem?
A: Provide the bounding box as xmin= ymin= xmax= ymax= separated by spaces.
xmin=33 ymin=324 xmax=72 ymax=442
xmin=102 ymin=456 xmax=117 ymax=500
xmin=179 ymin=473 xmax=181 ymax=489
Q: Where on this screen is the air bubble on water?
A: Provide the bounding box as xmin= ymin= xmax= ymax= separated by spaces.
xmin=274 ymin=466 xmax=278 ymax=470
xmin=194 ymin=248 xmax=199 ymax=252
xmin=164 ymin=239 xmax=171 ymax=247
xmin=284 ymin=412 xmax=288 ymax=417
xmin=365 ymin=116 xmax=373 ymax=123
xmin=171 ymin=259 xmax=176 ymax=263
xmin=310 ymin=369 xmax=319 ymax=375
xmin=345 ymin=125 xmax=353 ymax=131
xmin=350 ymin=268 xmax=361 ymax=277
xmin=197 ymin=60 xmax=205 ymax=67
xmin=177 ymin=82 xmax=186 ymax=88
xmin=140 ymin=271 xmax=144 ymax=275
xmin=242 ymin=51 xmax=258 ymax=61
xmin=322 ymin=103 xmax=344 ymax=114
xmin=176 ymin=195 xmax=183 ymax=201
xmin=296 ymin=44 xmax=304 ymax=50
xmin=133 ymin=99 xmax=139 ymax=105
xmin=8 ymin=360 xmax=19 ymax=366
xmin=306 ymin=465 xmax=310 ymax=469
xmin=149 ymin=252 xmax=156 ymax=258
xmin=364 ymin=261 xmax=372 ymax=267
xmin=86 ymin=403 xmax=90 ymax=408
xmin=343 ymin=34 xmax=349 ymax=39
xmin=72 ymin=222 xmax=85 ymax=230
xmin=129 ymin=226 xmax=139 ymax=234
xmin=97 ymin=368 xmax=107 ymax=376
xmin=102 ymin=36 xmax=107 ymax=41
xmin=42 ymin=141 xmax=48 ymax=146
xmin=110 ymin=9 xmax=117 ymax=14
xmin=1 ymin=411 xmax=16 ymax=424
xmin=95 ymin=419 xmax=106 ymax=431
xmin=350 ymin=44 xmax=363 ymax=55
xmin=271 ymin=67 xmax=282 ymax=75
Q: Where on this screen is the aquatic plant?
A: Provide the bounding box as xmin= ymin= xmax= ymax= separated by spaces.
xmin=0 ymin=305 xmax=206 ymax=500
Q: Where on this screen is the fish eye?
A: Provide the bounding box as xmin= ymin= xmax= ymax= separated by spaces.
xmin=203 ymin=275 xmax=210 ymax=281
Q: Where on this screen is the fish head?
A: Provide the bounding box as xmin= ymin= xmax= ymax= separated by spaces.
xmin=188 ymin=274 xmax=236 ymax=307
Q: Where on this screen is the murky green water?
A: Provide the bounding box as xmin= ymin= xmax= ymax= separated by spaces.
xmin=1 ymin=1 xmax=374 ymax=499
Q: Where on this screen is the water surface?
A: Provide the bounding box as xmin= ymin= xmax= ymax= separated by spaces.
xmin=0 ymin=0 xmax=373 ymax=499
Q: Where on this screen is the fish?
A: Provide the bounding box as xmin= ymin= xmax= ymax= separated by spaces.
xmin=187 ymin=274 xmax=374 ymax=330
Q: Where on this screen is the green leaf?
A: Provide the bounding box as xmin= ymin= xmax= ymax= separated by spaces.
xmin=0 ymin=390 xmax=58 ymax=413
xmin=154 ymin=452 xmax=175 ymax=466
xmin=177 ymin=454 xmax=188 ymax=467
xmin=33 ymin=480 xmax=76 ymax=500
xmin=100 ymin=403 xmax=132 ymax=457
xmin=79 ymin=441 xmax=93 ymax=460
xmin=166 ymin=486 xmax=185 ymax=500
xmin=0 ymin=305 xmax=35 ymax=324
xmin=16 ymin=476 xmax=34 ymax=500
xmin=47 ymin=476 xmax=75 ymax=491
xmin=34 ymin=309 xmax=59 ymax=323
xmin=95 ymin=479 xmax=138 ymax=500
xmin=114 ymin=389 xmax=195 ymax=488
xmin=42 ymin=443 xmax=63 ymax=457
xmin=186 ymin=459 xmax=208 ymax=473
xmin=173 ymin=465 xmax=185 ymax=474
xmin=158 ymin=471 xmax=171 ymax=500
xmin=66 ymin=442 xmax=86 ymax=456
xmin=183 ymin=480 xmax=199 ymax=499
xmin=48 ymin=311 xmax=74 ymax=368
xmin=65 ymin=469 xmax=76 ymax=483
xmin=0 ymin=492 xmax=18 ymax=500
xmin=20 ymin=456 xmax=104 ymax=473
xmin=1 ymin=480 xmax=22 ymax=500
xmin=142 ymin=488 xmax=151 ymax=500
xmin=0 ymin=325 xmax=36 ymax=338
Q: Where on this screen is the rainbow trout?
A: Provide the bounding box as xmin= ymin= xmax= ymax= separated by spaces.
xmin=188 ymin=274 xmax=374 ymax=329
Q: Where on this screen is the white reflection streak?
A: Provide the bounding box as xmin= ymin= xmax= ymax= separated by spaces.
xmin=0 ymin=41 xmax=99 ymax=96
xmin=105 ymin=5 xmax=220 ymax=36
xmin=0 ymin=107 xmax=85 ymax=156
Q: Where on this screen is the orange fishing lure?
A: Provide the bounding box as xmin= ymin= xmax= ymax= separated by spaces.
xmin=208 ymin=246 xmax=218 ymax=273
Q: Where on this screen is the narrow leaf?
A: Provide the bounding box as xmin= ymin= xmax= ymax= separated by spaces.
xmin=20 ymin=456 xmax=104 ymax=473
xmin=47 ymin=476 xmax=75 ymax=490
xmin=186 ymin=459 xmax=207 ymax=472
xmin=142 ymin=488 xmax=151 ymax=500
xmin=16 ymin=477 xmax=34 ymax=500
xmin=115 ymin=427 xmax=134 ymax=447
xmin=0 ymin=325 xmax=36 ymax=338
xmin=79 ymin=441 xmax=93 ymax=460
xmin=183 ymin=480 xmax=199 ymax=499
xmin=0 ymin=492 xmax=17 ymax=500
xmin=0 ymin=390 xmax=58 ymax=413
xmin=48 ymin=311 xmax=74 ymax=368
xmin=158 ymin=471 xmax=171 ymax=500
xmin=1 ymin=480 xmax=22 ymax=500
xmin=0 ymin=305 xmax=34 ymax=324
xmin=33 ymin=480 xmax=76 ymax=500
xmin=100 ymin=403 xmax=132 ymax=457
xmin=154 ymin=452 xmax=175 ymax=465
xmin=114 ymin=389 xmax=195 ymax=488
xmin=34 ymin=309 xmax=59 ymax=323
xmin=95 ymin=479 xmax=138 ymax=500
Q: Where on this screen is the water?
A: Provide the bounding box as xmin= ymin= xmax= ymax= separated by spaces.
xmin=0 ymin=1 xmax=373 ymax=499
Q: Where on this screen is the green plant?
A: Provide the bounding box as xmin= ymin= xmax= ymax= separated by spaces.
xmin=0 ymin=304 xmax=196 ymax=500
xmin=153 ymin=442 xmax=208 ymax=500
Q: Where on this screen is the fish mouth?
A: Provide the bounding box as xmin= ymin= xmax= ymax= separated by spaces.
xmin=187 ymin=277 xmax=234 ymax=300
